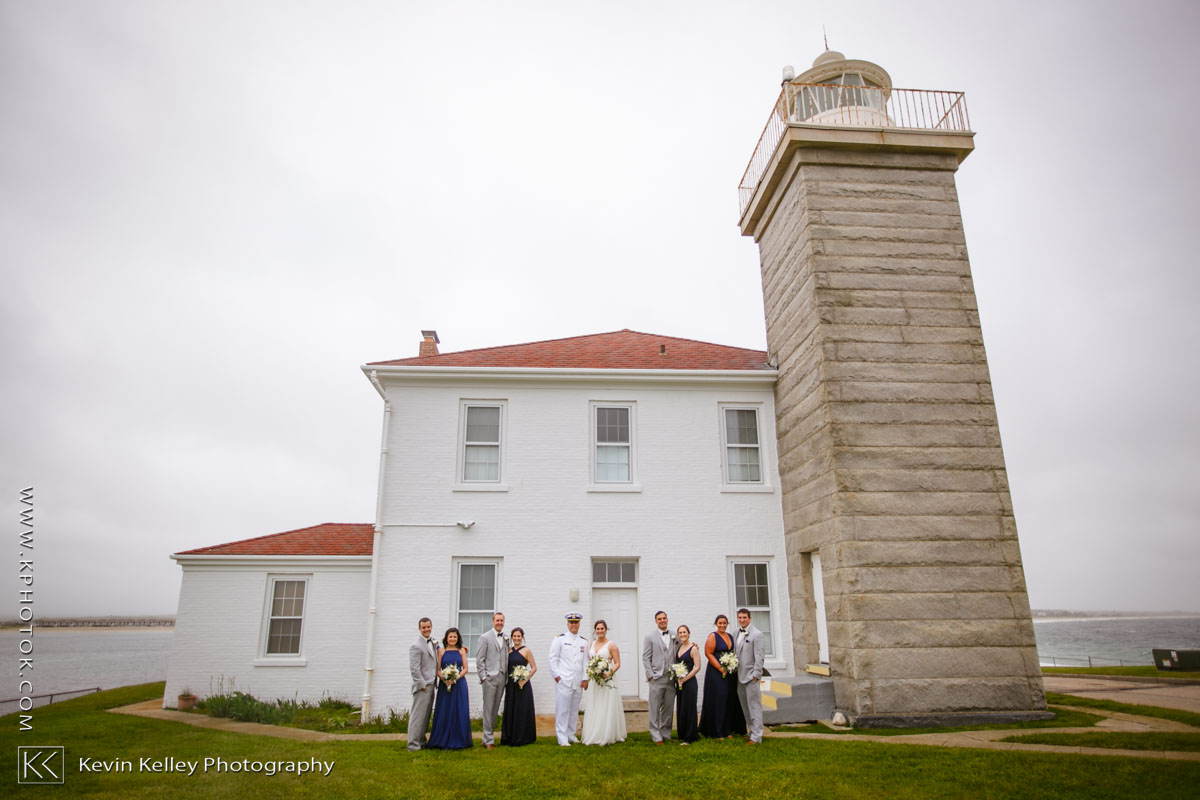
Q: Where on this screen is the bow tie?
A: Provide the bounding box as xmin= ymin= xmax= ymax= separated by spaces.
xmin=739 ymin=629 xmax=746 ymax=634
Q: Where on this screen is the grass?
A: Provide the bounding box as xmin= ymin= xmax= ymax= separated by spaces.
xmin=1045 ymin=692 xmax=1200 ymax=728
xmin=998 ymin=732 xmax=1200 ymax=752
xmin=770 ymin=707 xmax=1105 ymax=736
xmin=3 ymin=683 xmax=1200 ymax=799
xmin=1043 ymin=665 xmax=1200 ymax=679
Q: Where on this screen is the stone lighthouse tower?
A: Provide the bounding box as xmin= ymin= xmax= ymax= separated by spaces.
xmin=739 ymin=51 xmax=1047 ymax=725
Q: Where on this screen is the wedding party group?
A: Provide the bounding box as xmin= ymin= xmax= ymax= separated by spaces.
xmin=405 ymin=607 xmax=767 ymax=751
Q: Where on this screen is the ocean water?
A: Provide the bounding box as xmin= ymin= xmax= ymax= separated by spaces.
xmin=1033 ymin=616 xmax=1200 ymax=666
xmin=0 ymin=628 xmax=173 ymax=714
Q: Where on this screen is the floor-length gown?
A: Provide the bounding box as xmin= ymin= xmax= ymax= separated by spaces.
xmin=580 ymin=640 xmax=626 ymax=745
xmin=675 ymin=643 xmax=699 ymax=743
xmin=699 ymin=631 xmax=746 ymax=738
xmin=427 ymin=650 xmax=472 ymax=749
xmin=501 ymin=648 xmax=537 ymax=746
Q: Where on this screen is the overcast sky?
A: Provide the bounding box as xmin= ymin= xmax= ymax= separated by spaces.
xmin=2 ymin=0 xmax=1197 ymax=616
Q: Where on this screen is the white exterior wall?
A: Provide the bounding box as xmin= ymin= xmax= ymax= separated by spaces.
xmin=165 ymin=558 xmax=370 ymax=708
xmin=367 ymin=372 xmax=791 ymax=718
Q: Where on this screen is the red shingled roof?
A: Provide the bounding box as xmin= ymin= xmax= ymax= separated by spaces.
xmin=368 ymin=329 xmax=771 ymax=371
xmin=176 ymin=523 xmax=373 ymax=556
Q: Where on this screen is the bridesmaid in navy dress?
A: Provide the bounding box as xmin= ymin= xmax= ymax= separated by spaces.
xmin=501 ymin=627 xmax=538 ymax=746
xmin=674 ymin=625 xmax=701 ymax=744
xmin=699 ymin=614 xmax=746 ymax=738
xmin=427 ymin=628 xmax=472 ymax=749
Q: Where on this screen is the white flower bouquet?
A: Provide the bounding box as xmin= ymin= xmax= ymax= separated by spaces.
xmin=669 ymin=661 xmax=690 ymax=690
xmin=586 ymin=655 xmax=615 ymax=687
xmin=718 ymin=652 xmax=738 ymax=676
xmin=440 ymin=663 xmax=462 ymax=691
xmin=510 ymin=664 xmax=531 ymax=687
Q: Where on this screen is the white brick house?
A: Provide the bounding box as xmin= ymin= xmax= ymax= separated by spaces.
xmin=167 ymin=329 xmax=795 ymax=717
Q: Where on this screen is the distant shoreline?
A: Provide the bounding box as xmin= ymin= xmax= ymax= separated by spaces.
xmin=0 ymin=618 xmax=174 ymax=632
xmin=0 ymin=625 xmax=175 ymax=632
xmin=1034 ymin=614 xmax=1200 ymax=624
xmin=1031 ymin=611 xmax=1200 ymax=620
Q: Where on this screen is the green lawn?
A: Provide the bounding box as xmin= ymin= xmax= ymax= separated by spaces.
xmin=3 ymin=684 xmax=1199 ymax=799
xmin=999 ymin=731 xmax=1200 ymax=752
xmin=1045 ymin=692 xmax=1200 ymax=728
xmin=1043 ymin=665 xmax=1200 ymax=679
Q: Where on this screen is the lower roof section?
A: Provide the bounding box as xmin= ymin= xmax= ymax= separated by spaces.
xmin=174 ymin=522 xmax=373 ymax=557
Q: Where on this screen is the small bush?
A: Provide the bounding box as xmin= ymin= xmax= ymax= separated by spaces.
xmin=201 ymin=691 xmax=298 ymax=725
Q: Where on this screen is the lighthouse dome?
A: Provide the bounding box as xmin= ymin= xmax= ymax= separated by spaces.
xmin=787 ymin=52 xmax=893 ymax=127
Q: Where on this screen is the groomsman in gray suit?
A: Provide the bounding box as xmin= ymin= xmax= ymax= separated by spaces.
xmin=475 ymin=611 xmax=509 ymax=749
xmin=734 ymin=607 xmax=766 ymax=744
xmin=641 ymin=610 xmax=678 ymax=745
xmin=407 ymin=617 xmax=438 ymax=751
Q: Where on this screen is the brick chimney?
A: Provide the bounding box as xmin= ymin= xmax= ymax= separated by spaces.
xmin=419 ymin=330 xmax=440 ymax=357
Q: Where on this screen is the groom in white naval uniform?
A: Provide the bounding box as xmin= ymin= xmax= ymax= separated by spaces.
xmin=548 ymin=612 xmax=588 ymax=746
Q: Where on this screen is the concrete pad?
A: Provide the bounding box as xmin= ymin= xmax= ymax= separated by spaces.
xmin=1044 ymin=676 xmax=1200 ymax=714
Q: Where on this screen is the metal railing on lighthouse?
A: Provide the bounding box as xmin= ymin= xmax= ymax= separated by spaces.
xmin=738 ymin=84 xmax=971 ymax=217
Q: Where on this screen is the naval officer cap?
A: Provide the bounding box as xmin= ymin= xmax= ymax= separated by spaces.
xmin=565 ymin=613 xmax=582 ymax=621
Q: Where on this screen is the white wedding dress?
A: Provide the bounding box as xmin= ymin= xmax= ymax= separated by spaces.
xmin=581 ymin=640 xmax=627 ymax=745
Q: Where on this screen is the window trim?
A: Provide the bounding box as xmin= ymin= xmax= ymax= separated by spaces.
xmin=451 ymin=557 xmax=503 ymax=665
xmin=588 ymin=401 xmax=640 ymax=491
xmin=456 ymin=400 xmax=508 ymax=489
xmin=718 ymin=403 xmax=774 ymax=492
xmin=257 ymin=574 xmax=310 ymax=666
xmin=727 ymin=558 xmax=776 ymax=659
xmin=719 ymin=404 xmax=765 ymax=486
xmin=590 ymin=558 xmax=639 ymax=587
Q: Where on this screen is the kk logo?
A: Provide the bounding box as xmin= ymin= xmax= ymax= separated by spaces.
xmin=17 ymin=746 xmax=65 ymax=785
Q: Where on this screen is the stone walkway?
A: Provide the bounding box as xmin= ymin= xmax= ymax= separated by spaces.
xmin=110 ymin=677 xmax=1200 ymax=761
xmin=771 ymin=706 xmax=1199 ymax=761
xmin=1043 ymin=675 xmax=1200 ymax=713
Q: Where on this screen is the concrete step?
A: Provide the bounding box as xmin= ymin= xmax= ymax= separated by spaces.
xmin=760 ymin=674 xmax=835 ymax=724
xmin=622 ymin=696 xmax=648 ymax=712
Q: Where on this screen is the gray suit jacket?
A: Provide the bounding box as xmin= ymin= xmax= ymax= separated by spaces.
xmin=475 ymin=629 xmax=509 ymax=683
xmin=409 ymin=635 xmax=438 ymax=694
xmin=642 ymin=628 xmax=679 ymax=681
xmin=734 ymin=624 xmax=765 ymax=684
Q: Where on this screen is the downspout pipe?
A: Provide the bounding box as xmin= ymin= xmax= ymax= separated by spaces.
xmin=360 ymin=370 xmax=390 ymax=720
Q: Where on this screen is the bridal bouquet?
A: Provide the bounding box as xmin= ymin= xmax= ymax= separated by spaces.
xmin=586 ymin=655 xmax=615 ymax=687
xmin=718 ymin=652 xmax=739 ymax=676
xmin=510 ymin=664 xmax=531 ymax=687
xmin=440 ymin=663 xmax=462 ymax=691
xmin=669 ymin=661 xmax=689 ymax=690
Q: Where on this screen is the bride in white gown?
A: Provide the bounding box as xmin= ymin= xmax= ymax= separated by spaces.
xmin=581 ymin=620 xmax=627 ymax=745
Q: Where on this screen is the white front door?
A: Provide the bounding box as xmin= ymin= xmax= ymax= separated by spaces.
xmin=591 ymin=587 xmax=639 ymax=697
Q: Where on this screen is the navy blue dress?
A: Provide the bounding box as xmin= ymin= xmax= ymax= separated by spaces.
xmin=675 ymin=643 xmax=700 ymax=743
xmin=699 ymin=632 xmax=746 ymax=738
xmin=501 ymin=647 xmax=537 ymax=746
xmin=428 ymin=650 xmax=472 ymax=749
